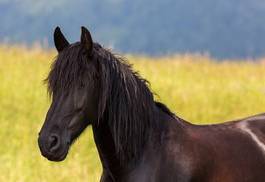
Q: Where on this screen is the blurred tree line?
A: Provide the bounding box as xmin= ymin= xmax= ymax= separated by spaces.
xmin=1 ymin=0 xmax=265 ymax=59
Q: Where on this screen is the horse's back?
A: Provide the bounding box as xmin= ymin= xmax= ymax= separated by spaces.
xmin=158 ymin=114 xmax=265 ymax=182
xmin=234 ymin=112 xmax=265 ymax=123
xmin=190 ymin=113 xmax=265 ymax=182
xmin=232 ymin=113 xmax=265 ymax=149
xmin=208 ymin=112 xmax=265 ymax=147
xmin=236 ymin=113 xmax=265 ymax=155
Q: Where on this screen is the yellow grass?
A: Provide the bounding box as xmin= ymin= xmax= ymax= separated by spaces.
xmin=0 ymin=45 xmax=265 ymax=181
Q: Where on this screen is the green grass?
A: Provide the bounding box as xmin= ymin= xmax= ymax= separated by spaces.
xmin=0 ymin=46 xmax=265 ymax=181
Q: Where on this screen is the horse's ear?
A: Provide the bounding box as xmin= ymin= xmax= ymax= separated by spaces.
xmin=81 ymin=26 xmax=93 ymax=52
xmin=54 ymin=26 xmax=69 ymax=52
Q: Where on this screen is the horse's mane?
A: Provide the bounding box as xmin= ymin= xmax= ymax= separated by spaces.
xmin=46 ymin=42 xmax=175 ymax=165
xmin=46 ymin=42 xmax=98 ymax=96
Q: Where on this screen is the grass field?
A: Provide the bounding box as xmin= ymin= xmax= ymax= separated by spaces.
xmin=1 ymin=45 xmax=265 ymax=181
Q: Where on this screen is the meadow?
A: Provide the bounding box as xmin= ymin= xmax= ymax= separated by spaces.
xmin=0 ymin=45 xmax=265 ymax=182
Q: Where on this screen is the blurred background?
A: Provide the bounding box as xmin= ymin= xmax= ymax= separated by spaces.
xmin=1 ymin=0 xmax=265 ymax=181
xmin=2 ymin=0 xmax=265 ymax=58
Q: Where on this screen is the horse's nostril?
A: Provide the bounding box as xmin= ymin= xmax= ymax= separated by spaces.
xmin=48 ymin=134 xmax=60 ymax=153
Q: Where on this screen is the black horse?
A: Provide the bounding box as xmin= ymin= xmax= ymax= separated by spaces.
xmin=38 ymin=27 xmax=265 ymax=182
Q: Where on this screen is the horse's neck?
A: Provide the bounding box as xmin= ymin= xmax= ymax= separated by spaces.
xmin=92 ymin=107 xmax=188 ymax=179
xmin=92 ymin=122 xmax=123 ymax=179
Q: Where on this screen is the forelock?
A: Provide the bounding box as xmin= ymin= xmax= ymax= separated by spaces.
xmin=45 ymin=42 xmax=96 ymax=95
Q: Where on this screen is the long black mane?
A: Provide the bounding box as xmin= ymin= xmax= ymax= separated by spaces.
xmin=46 ymin=42 xmax=175 ymax=164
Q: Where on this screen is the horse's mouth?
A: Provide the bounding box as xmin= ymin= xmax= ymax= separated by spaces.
xmin=47 ymin=150 xmax=68 ymax=162
xmin=40 ymin=147 xmax=69 ymax=162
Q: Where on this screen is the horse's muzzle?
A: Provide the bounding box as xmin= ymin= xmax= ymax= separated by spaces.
xmin=38 ymin=133 xmax=69 ymax=162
